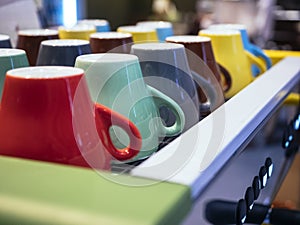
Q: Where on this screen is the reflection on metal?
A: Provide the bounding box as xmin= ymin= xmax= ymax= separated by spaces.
xmin=132 ymin=57 xmax=300 ymax=199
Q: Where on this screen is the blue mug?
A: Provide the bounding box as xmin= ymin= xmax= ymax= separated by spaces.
xmin=131 ymin=42 xmax=224 ymax=132
xmin=0 ymin=35 xmax=12 ymax=48
xmin=136 ymin=21 xmax=174 ymax=42
xmin=36 ymin=39 xmax=91 ymax=66
xmin=208 ymin=23 xmax=272 ymax=76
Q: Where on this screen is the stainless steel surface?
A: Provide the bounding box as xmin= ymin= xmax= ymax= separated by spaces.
xmin=131 ymin=57 xmax=300 ymax=199
xmin=182 ymin=144 xmax=296 ymax=225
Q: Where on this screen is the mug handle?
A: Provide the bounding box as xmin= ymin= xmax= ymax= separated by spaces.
xmin=94 ymin=103 xmax=142 ymax=161
xmin=244 ymin=50 xmax=267 ymax=77
xmin=249 ymin=44 xmax=272 ymax=69
xmin=146 ymin=85 xmax=185 ymax=136
xmin=217 ymin=63 xmax=232 ymax=93
xmin=190 ymin=70 xmax=224 ymax=112
xmin=284 ymin=92 xmax=300 ymax=105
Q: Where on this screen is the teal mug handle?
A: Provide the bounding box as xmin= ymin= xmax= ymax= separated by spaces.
xmin=190 ymin=70 xmax=224 ymax=112
xmin=146 ymin=85 xmax=185 ymax=136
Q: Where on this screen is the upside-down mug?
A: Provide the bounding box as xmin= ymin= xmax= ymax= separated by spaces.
xmin=0 ymin=34 xmax=12 ymax=48
xmin=0 ymin=66 xmax=141 ymax=170
xmin=199 ymin=29 xmax=267 ymax=98
xmin=36 ymin=39 xmax=91 ymax=66
xmin=136 ymin=21 xmax=174 ymax=42
xmin=16 ymin=29 xmax=59 ymax=66
xmin=0 ymin=48 xmax=29 ymax=98
xmin=165 ymin=35 xmax=231 ymax=100
xmin=75 ymin=53 xmax=185 ymax=162
xmin=131 ymin=42 xmax=224 ymax=125
xmin=77 ymin=19 xmax=111 ymax=32
xmin=58 ymin=24 xmax=96 ymax=40
xmin=90 ymin=32 xmax=133 ymax=54
xmin=208 ymin=23 xmax=272 ymax=76
xmin=117 ymin=25 xmax=158 ymax=43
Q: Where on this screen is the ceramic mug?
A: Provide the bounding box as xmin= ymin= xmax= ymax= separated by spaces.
xmin=136 ymin=21 xmax=174 ymax=42
xmin=0 ymin=48 xmax=29 ymax=98
xmin=208 ymin=23 xmax=272 ymax=76
xmin=131 ymin=42 xmax=224 ymax=127
xmin=36 ymin=39 xmax=91 ymax=66
xmin=263 ymin=49 xmax=300 ymax=105
xmin=90 ymin=32 xmax=133 ymax=54
xmin=77 ymin=19 xmax=111 ymax=32
xmin=0 ymin=34 xmax=12 ymax=48
xmin=58 ymin=24 xmax=96 ymax=40
xmin=0 ymin=66 xmax=141 ymax=169
xmin=16 ymin=29 xmax=59 ymax=66
xmin=117 ymin=25 xmax=158 ymax=43
xmin=199 ymin=29 xmax=267 ymax=98
xmin=165 ymin=35 xmax=232 ymax=99
xmin=75 ymin=53 xmax=185 ymax=162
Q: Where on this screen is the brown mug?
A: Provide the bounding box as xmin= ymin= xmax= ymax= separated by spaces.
xmin=90 ymin=32 xmax=133 ymax=53
xmin=166 ymin=35 xmax=232 ymax=102
xmin=16 ymin=29 xmax=59 ymax=66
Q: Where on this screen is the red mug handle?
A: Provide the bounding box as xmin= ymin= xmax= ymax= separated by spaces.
xmin=94 ymin=103 xmax=141 ymax=161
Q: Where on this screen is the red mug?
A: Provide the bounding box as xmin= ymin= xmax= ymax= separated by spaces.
xmin=0 ymin=66 xmax=141 ymax=170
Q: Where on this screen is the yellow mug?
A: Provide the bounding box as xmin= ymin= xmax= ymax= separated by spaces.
xmin=263 ymin=49 xmax=300 ymax=65
xmin=117 ymin=25 xmax=158 ymax=43
xmin=264 ymin=49 xmax=300 ymax=105
xmin=199 ymin=29 xmax=266 ymax=99
xmin=58 ymin=24 xmax=96 ymax=40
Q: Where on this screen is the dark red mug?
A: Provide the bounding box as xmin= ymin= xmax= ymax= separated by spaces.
xmin=16 ymin=29 xmax=59 ymax=66
xmin=90 ymin=32 xmax=133 ymax=54
xmin=0 ymin=66 xmax=141 ymax=170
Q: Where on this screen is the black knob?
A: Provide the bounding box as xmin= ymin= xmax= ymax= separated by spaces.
xmin=236 ymin=199 xmax=247 ymax=225
xmin=244 ymin=187 xmax=254 ymax=213
xmin=264 ymin=157 xmax=273 ymax=178
xmin=259 ymin=166 xmax=267 ymax=189
xmin=252 ymin=176 xmax=260 ymax=200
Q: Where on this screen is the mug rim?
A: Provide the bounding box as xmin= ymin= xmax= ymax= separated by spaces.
xmin=199 ymin=29 xmax=240 ymax=36
xmin=0 ymin=34 xmax=10 ymax=41
xmin=208 ymin=23 xmax=246 ymax=31
xmin=0 ymin=48 xmax=26 ymax=57
xmin=131 ymin=42 xmax=184 ymax=51
xmin=136 ymin=21 xmax=172 ymax=28
xmin=76 ymin=53 xmax=138 ymax=63
xmin=166 ymin=35 xmax=211 ymax=43
xmin=7 ymin=66 xmax=84 ymax=79
xmin=18 ymin=29 xmax=58 ymax=36
xmin=77 ymin=19 xmax=109 ymax=26
xmin=41 ymin=39 xmax=90 ymax=47
xmin=59 ymin=24 xmax=96 ymax=32
xmin=90 ymin=32 xmax=132 ymax=39
xmin=117 ymin=25 xmax=156 ymax=33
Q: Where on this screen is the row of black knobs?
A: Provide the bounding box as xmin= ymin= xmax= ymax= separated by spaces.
xmin=236 ymin=109 xmax=300 ymax=225
xmin=205 ymin=157 xmax=274 ymax=225
xmin=205 ymin=111 xmax=300 ymax=225
xmin=235 ymin=157 xmax=273 ymax=225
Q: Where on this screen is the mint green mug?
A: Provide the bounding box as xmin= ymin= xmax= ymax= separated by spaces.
xmin=0 ymin=48 xmax=29 ymax=99
xmin=75 ymin=53 xmax=185 ymax=162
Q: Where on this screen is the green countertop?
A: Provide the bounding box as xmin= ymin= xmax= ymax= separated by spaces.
xmin=0 ymin=156 xmax=191 ymax=225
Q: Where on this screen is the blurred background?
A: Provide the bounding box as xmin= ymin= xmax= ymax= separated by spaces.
xmin=0 ymin=0 xmax=299 ymax=50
